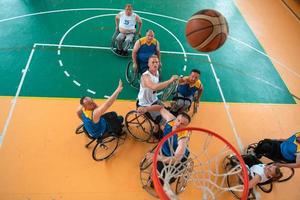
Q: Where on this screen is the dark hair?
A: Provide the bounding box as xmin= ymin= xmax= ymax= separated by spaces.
xmin=80 ymin=96 xmax=87 ymax=105
xmin=178 ymin=112 xmax=191 ymax=123
xmin=191 ymin=69 xmax=201 ymax=75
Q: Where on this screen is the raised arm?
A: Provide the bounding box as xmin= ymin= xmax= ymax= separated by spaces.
xmin=248 ymin=174 xmax=261 ymax=189
xmin=115 ymin=13 xmax=120 ymax=30
xmin=136 ymin=15 xmax=142 ymax=35
xmin=196 ymin=84 xmax=204 ymax=102
xmin=92 ymin=80 xmax=123 ymax=123
xmin=132 ymin=40 xmax=140 ymax=69
xmin=156 ymin=40 xmax=161 ymax=61
xmin=160 ymin=107 xmax=176 ymax=122
xmin=275 ymin=154 xmax=300 ymax=168
xmin=76 ymin=106 xmax=83 ymax=121
xmin=142 ymin=74 xmax=178 ymax=91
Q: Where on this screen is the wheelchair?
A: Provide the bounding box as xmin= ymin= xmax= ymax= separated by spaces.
xmin=111 ymin=29 xmax=140 ymax=57
xmin=124 ymin=110 xmax=163 ymax=143
xmin=125 ymin=60 xmax=162 ymax=90
xmin=75 ymin=112 xmax=126 ymax=161
xmin=223 ymin=151 xmax=294 ymax=199
xmin=246 ymin=142 xmax=295 ymax=183
xmin=125 ymin=60 xmax=141 ymax=90
xmin=160 ymin=80 xmax=199 ymax=117
xmin=139 ymin=146 xmax=194 ymax=198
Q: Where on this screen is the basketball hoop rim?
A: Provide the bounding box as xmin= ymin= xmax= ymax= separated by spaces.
xmin=152 ymin=127 xmax=249 ymax=200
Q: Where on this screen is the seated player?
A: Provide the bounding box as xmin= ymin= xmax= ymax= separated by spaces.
xmin=140 ymin=106 xmax=191 ymax=185
xmin=253 ymin=132 xmax=300 ymax=168
xmin=137 ymin=55 xmax=178 ymax=134
xmin=76 ymin=80 xmax=123 ymax=138
xmin=132 ymin=29 xmax=161 ymax=74
xmin=171 ymin=69 xmax=203 ymax=114
xmin=114 ymin=4 xmax=142 ymax=56
xmin=230 ymin=154 xmax=282 ymax=189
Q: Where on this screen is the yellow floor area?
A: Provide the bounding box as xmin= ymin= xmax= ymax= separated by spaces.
xmin=0 ymin=0 xmax=300 ymax=199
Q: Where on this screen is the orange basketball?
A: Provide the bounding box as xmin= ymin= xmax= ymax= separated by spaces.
xmin=185 ymin=9 xmax=229 ymax=52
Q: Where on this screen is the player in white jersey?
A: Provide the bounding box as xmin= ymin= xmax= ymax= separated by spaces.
xmin=137 ymin=55 xmax=178 ymax=134
xmin=115 ymin=4 xmax=142 ymax=56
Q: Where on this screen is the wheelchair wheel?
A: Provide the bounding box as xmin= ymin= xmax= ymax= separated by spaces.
xmin=161 ymin=80 xmax=178 ymax=101
xmin=125 ymin=110 xmax=153 ymax=142
xmin=140 ymin=164 xmax=158 ymax=198
xmin=139 ymin=147 xmax=159 ymax=198
xmin=223 ymin=155 xmax=245 ymax=199
xmin=92 ymin=134 xmax=119 ymax=161
xmin=175 ymin=159 xmax=194 ymax=194
xmin=75 ymin=124 xmax=85 ymax=134
xmin=126 ymin=61 xmax=140 ymax=90
xmin=277 ymin=166 xmax=294 ymax=182
xmin=258 ymin=182 xmax=273 ymax=193
xmin=192 ymin=99 xmax=198 ymax=117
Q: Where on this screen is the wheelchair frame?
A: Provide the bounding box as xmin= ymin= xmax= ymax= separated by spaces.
xmin=124 ymin=110 xmax=161 ymax=143
xmin=75 ymin=124 xmax=126 ymax=161
xmin=111 ymin=29 xmax=140 ymax=57
xmin=139 ymin=146 xmax=194 ymax=197
xmin=160 ymin=80 xmax=199 ymax=117
xmin=224 ymin=147 xmax=295 ymax=200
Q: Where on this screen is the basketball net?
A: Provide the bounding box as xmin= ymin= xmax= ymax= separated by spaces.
xmin=152 ymin=127 xmax=249 ymax=200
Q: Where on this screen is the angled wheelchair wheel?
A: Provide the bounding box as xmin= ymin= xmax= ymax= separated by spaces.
xmin=175 ymin=159 xmax=194 ymax=194
xmin=161 ymin=80 xmax=178 ymax=101
xmin=223 ymin=155 xmax=245 ymax=199
xmin=258 ymin=181 xmax=273 ymax=193
xmin=125 ymin=110 xmax=153 ymax=142
xmin=126 ymin=61 xmax=140 ymax=90
xmin=139 ymin=147 xmax=158 ymax=198
xmin=192 ymin=99 xmax=198 ymax=117
xmin=75 ymin=124 xmax=85 ymax=134
xmin=92 ymin=134 xmax=119 ymax=161
xmin=277 ymin=166 xmax=294 ymax=182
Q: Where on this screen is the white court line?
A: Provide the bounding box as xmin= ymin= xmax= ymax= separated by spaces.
xmin=35 ymin=43 xmax=207 ymax=56
xmin=0 ymin=7 xmax=298 ymax=78
xmin=0 ymin=45 xmax=36 ymax=147
xmin=87 ymin=89 xmax=96 ymax=95
xmin=73 ymin=80 xmax=81 ymax=86
xmin=64 ymin=71 xmax=70 ymax=77
xmin=58 ymin=60 xmax=63 ymax=67
xmin=207 ymin=55 xmax=244 ymax=152
xmin=229 ymin=36 xmax=300 ymax=79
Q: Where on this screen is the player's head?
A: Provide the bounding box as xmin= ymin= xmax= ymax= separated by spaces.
xmin=189 ymin=69 xmax=201 ymax=84
xmin=148 ymin=54 xmax=159 ymax=72
xmin=125 ymin=4 xmax=133 ymax=15
xmin=265 ymin=165 xmax=282 ymax=181
xmin=80 ymin=96 xmax=97 ymax=110
xmin=146 ymin=29 xmax=155 ymax=42
xmin=174 ymin=112 xmax=191 ymax=129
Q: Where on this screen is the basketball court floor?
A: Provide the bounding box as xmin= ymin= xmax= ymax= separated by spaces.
xmin=0 ymin=0 xmax=299 ymax=199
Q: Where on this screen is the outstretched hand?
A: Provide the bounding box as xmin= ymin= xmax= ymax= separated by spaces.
xmin=117 ymin=79 xmax=123 ymax=93
xmin=171 ymin=75 xmax=179 ymax=82
xmin=137 ymin=107 xmax=147 ymax=114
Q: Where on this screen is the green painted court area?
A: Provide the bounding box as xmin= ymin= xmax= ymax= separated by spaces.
xmin=0 ymin=0 xmax=295 ymax=103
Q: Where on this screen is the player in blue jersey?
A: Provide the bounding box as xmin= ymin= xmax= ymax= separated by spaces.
xmin=254 ymin=132 xmax=300 ymax=168
xmin=132 ymin=29 xmax=161 ymax=74
xmin=76 ymin=80 xmax=123 ymax=138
